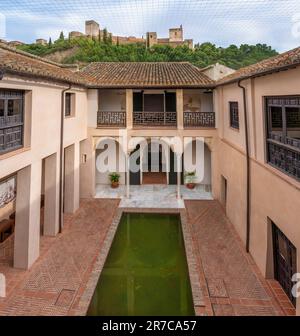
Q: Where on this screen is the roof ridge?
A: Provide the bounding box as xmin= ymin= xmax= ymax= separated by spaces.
xmin=0 ymin=42 xmax=76 ymax=69
xmin=83 ymin=61 xmax=191 ymax=64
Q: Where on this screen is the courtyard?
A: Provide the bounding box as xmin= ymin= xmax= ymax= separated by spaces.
xmin=0 ymin=199 xmax=295 ymax=316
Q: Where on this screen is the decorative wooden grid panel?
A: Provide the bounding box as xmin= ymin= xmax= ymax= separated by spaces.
xmin=133 ymin=111 xmax=177 ymax=126
xmin=183 ymin=111 xmax=215 ymax=128
xmin=229 ymin=102 xmax=239 ymax=129
xmin=97 ymin=111 xmax=126 ymax=128
xmin=267 ymin=141 xmax=300 ymax=180
xmin=0 ymin=126 xmax=23 ymax=152
xmin=267 ymin=97 xmax=300 ymax=106
xmin=0 ymin=90 xmax=24 ymax=154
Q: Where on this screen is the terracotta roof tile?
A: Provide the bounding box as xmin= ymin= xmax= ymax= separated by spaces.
xmin=0 ymin=43 xmax=95 ymax=86
xmin=218 ymin=46 xmax=300 ymax=85
xmin=80 ymin=62 xmax=215 ymax=88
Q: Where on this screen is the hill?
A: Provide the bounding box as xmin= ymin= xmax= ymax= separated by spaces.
xmin=17 ymin=37 xmax=278 ymax=70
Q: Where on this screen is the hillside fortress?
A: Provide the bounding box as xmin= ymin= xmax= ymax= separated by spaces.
xmin=35 ymin=20 xmax=194 ymax=49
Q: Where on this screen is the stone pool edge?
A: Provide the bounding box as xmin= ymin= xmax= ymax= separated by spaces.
xmin=72 ymin=207 xmax=205 ymax=316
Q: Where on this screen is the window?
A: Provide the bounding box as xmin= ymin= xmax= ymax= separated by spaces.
xmin=286 ymin=107 xmax=300 ymax=128
xmin=65 ymin=92 xmax=75 ymax=117
xmin=144 ymin=94 xmax=164 ymax=112
xmin=8 ymin=99 xmax=22 ymax=116
xmin=0 ymin=90 xmax=24 ymax=154
xmin=266 ymin=96 xmax=300 ymax=180
xmin=270 ymin=106 xmax=282 ymax=128
xmin=165 ymin=92 xmax=176 ymax=112
xmin=229 ymin=101 xmax=239 ymax=129
xmin=133 ymin=92 xmax=143 ymax=112
xmin=0 ymin=100 xmax=4 ymax=117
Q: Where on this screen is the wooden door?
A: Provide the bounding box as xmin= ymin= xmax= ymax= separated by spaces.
xmin=272 ymin=223 xmax=297 ymax=306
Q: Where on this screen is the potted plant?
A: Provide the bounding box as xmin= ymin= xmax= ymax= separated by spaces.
xmin=109 ymin=172 xmax=120 ymax=189
xmin=184 ymin=171 xmax=197 ymax=189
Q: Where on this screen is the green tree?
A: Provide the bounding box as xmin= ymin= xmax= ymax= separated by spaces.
xmin=18 ymin=37 xmax=278 ymax=69
xmin=103 ymin=28 xmax=108 ymax=44
xmin=108 ymin=33 xmax=112 ymax=45
xmin=59 ymin=31 xmax=65 ymax=41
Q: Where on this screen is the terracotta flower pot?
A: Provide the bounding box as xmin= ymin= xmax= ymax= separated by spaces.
xmin=111 ymin=181 xmax=119 ymax=189
xmin=186 ymin=183 xmax=196 ymax=190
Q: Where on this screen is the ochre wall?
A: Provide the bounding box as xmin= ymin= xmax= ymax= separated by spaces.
xmin=214 ymin=69 xmax=300 ymax=313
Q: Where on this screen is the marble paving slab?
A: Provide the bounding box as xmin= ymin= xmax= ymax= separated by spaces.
xmin=95 ymin=184 xmax=213 ymax=209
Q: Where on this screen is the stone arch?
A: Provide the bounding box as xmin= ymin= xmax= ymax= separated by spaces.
xmin=182 ymin=137 xmax=212 ymax=186
xmin=95 ymin=137 xmax=126 ymax=186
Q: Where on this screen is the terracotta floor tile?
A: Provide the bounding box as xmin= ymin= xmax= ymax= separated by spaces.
xmin=185 ymin=200 xmax=292 ymax=316
xmin=0 ymin=198 xmax=295 ymax=316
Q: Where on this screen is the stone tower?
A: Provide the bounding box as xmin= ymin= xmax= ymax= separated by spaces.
xmin=146 ymin=32 xmax=157 ymax=48
xmin=169 ymin=25 xmax=183 ymax=42
xmin=85 ymin=20 xmax=100 ymax=38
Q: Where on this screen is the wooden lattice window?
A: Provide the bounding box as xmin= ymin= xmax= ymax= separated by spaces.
xmin=0 ymin=90 xmax=24 ymax=154
xmin=229 ymin=101 xmax=239 ymax=129
xmin=65 ymin=92 xmax=75 ymax=117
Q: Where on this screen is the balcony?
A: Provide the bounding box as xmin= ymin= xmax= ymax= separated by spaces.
xmin=266 ymin=96 xmax=300 ymax=181
xmin=267 ymin=134 xmax=300 ymax=181
xmin=97 ymin=111 xmax=126 ymax=128
xmin=183 ymin=111 xmax=215 ymax=128
xmin=133 ymin=111 xmax=177 ymax=127
xmin=0 ymin=117 xmax=23 ymax=154
xmin=0 ymin=90 xmax=24 ymax=155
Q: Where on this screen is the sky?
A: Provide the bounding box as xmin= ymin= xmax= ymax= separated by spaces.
xmin=1 ymin=0 xmax=300 ymax=52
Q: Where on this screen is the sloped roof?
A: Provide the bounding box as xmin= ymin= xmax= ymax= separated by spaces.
xmin=218 ymin=46 xmax=300 ymax=85
xmin=0 ymin=43 xmax=95 ymax=86
xmin=81 ymin=62 xmax=215 ymax=88
xmin=3 ymin=41 xmax=300 ymax=89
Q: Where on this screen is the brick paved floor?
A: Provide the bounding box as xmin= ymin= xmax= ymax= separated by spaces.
xmin=0 ymin=199 xmax=119 ymax=316
xmin=185 ymin=200 xmax=296 ymax=316
xmin=0 ymin=198 xmax=295 ymax=316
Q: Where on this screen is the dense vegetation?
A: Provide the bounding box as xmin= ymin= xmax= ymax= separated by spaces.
xmin=18 ymin=33 xmax=278 ymax=69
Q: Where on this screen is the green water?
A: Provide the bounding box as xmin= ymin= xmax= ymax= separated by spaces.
xmin=87 ymin=213 xmax=195 ymax=316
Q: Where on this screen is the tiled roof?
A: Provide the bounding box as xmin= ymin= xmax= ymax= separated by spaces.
xmin=218 ymin=46 xmax=300 ymax=85
xmin=81 ymin=62 xmax=215 ymax=88
xmin=0 ymin=43 xmax=95 ymax=86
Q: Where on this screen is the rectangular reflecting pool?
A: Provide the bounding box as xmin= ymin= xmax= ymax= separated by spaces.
xmin=87 ymin=213 xmax=195 ymax=316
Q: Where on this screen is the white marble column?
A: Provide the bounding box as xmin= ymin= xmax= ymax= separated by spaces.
xmin=176 ymin=153 xmax=181 ymax=199
xmin=126 ymin=152 xmax=130 ymax=198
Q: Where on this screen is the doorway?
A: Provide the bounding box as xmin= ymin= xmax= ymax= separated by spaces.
xmin=272 ymin=223 xmax=297 ymax=306
xmin=143 ymin=142 xmax=167 ymax=184
xmin=129 ymin=144 xmax=141 ymax=185
xmin=221 ymin=175 xmax=227 ymax=209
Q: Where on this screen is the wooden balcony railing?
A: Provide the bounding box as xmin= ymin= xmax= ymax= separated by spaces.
xmin=0 ymin=115 xmax=23 ymax=154
xmin=97 ymin=111 xmax=126 ymax=128
xmin=183 ymin=111 xmax=215 ymax=128
xmin=267 ymin=137 xmax=300 ymax=181
xmin=268 ymin=132 xmax=300 ymax=149
xmin=133 ymin=111 xmax=177 ymax=127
